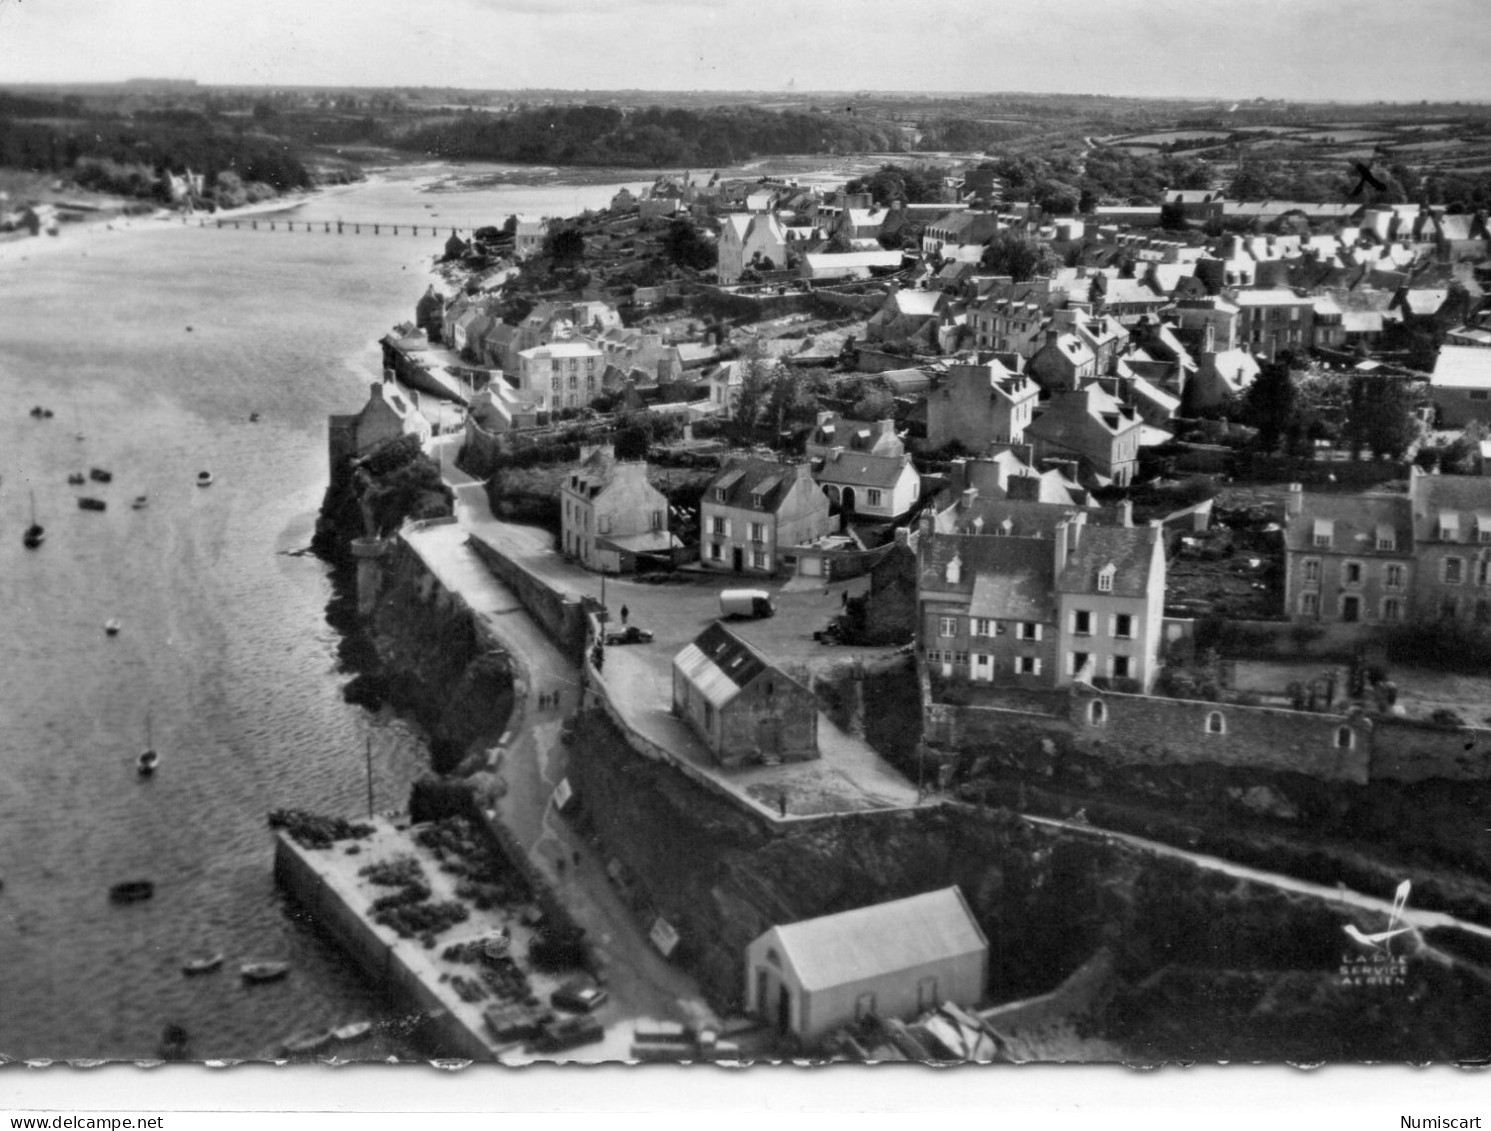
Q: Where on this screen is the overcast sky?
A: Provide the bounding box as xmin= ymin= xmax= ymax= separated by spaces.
xmin=1 ymin=0 xmax=1488 ymax=102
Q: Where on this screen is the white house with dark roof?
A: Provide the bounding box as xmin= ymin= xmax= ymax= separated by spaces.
xmin=805 ymin=413 xmax=904 ymax=461
xmin=699 ymin=457 xmax=832 ymax=575
xmin=717 ymin=212 xmax=792 ymax=284
xmin=517 ymin=340 xmax=605 ymax=411
xmin=1430 ymin=346 xmax=1491 ymax=428
xmin=926 ymin=359 xmax=1040 ymax=451
xmin=744 ymin=887 xmax=988 ymax=1041
xmin=811 ymin=450 xmax=920 ymax=521
xmin=1025 ymin=385 xmax=1143 ymax=487
xmin=671 ymin=622 xmax=818 ymax=766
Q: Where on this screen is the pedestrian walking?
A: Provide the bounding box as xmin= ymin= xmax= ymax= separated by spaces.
xmin=620 ymin=604 xmax=629 ymax=626
xmin=778 ymin=794 xmax=787 ymax=818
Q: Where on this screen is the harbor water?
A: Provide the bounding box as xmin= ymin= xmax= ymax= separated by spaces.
xmin=0 ymin=164 xmax=648 ymax=1060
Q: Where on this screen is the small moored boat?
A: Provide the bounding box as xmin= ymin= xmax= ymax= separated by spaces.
xmin=282 ymin=1029 xmax=335 ymax=1056
xmin=109 ymin=880 xmax=154 ymax=904
xmin=196 ymin=471 xmax=214 ymax=487
xmin=137 ymin=749 xmax=159 ymax=776
xmin=23 ymin=491 xmax=44 ymax=549
xmin=182 ymin=952 xmax=224 ymax=976
xmin=132 ymin=496 xmax=148 ymax=510
xmin=331 ymin=1021 xmax=374 ymax=1044
xmin=68 ymin=473 xmax=86 ymax=486
xmin=105 ymin=619 xmax=121 ymax=636
xmin=78 ymin=497 xmax=107 ymax=512
xmin=249 ymin=412 xmax=260 ymax=423
xmin=88 ymin=467 xmax=112 ymax=483
xmin=241 ymin=961 xmax=291 ymax=984
xmin=158 ymin=1024 xmax=190 ymax=1061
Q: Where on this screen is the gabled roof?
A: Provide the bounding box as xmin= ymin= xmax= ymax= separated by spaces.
xmin=1058 ymin=524 xmax=1159 ymax=597
xmin=760 ymin=887 xmax=987 ymax=993
xmin=1431 ymin=346 xmax=1491 ymax=389
xmin=813 ymin=450 xmax=914 ymax=491
xmin=563 ymin=446 xmax=620 ymax=498
xmin=673 ymin=622 xmax=774 ymax=709
xmin=704 ymin=457 xmax=809 ymax=514
xmin=1283 ymin=492 xmax=1412 ymax=555
xmin=1411 ymin=473 xmax=1491 ymax=544
xmin=920 ymin=532 xmax=1057 ymax=621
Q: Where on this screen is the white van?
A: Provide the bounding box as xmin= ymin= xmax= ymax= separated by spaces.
xmin=718 ymin=589 xmax=775 ymax=619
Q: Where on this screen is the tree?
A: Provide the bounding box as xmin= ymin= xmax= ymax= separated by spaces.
xmin=979 ymin=231 xmax=1061 ymax=282
xmin=1242 ymin=358 xmax=1296 ymax=454
xmin=732 ymin=341 xmax=779 ymax=430
xmin=1343 ymin=375 xmax=1423 ymax=460
xmin=542 ymin=225 xmax=585 ymax=266
xmin=661 ymin=218 xmax=714 ymax=270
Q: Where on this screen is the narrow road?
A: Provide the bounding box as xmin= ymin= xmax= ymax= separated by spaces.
xmin=417 ymin=433 xmax=718 ymax=1057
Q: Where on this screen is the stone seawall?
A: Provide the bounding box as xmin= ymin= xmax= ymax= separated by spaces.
xmin=467 ymin=534 xmax=589 ymax=661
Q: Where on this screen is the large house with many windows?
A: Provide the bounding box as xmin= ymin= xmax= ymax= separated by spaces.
xmin=559 ymin=446 xmax=679 ymax=574
xmin=698 ymin=457 xmax=833 ymax=576
xmin=915 ymin=509 xmax=1166 ymax=691
xmin=1283 ymin=470 xmax=1491 ymax=627
xmin=516 ymin=341 xmax=605 ymax=411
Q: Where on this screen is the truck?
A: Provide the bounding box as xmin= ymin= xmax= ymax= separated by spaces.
xmin=719 ymin=589 xmax=774 ymax=619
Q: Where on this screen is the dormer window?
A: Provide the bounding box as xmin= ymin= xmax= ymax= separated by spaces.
xmin=946 ymin=555 xmax=962 ymax=585
xmin=1375 ymin=524 xmax=1396 ymax=552
xmin=1312 ymin=519 xmax=1333 ymax=549
xmin=1097 ymin=564 xmax=1115 ymax=593
xmin=1479 ymin=515 xmax=1491 ymax=544
xmin=714 ymin=487 xmax=727 ymax=503
xmin=1439 ymin=512 xmax=1460 ymax=542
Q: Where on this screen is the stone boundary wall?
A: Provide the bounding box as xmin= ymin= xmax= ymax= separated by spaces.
xmin=1066 ymin=686 xmax=1372 ymax=784
xmin=1368 ymin=715 xmax=1491 ymax=783
xmin=467 ymin=534 xmax=588 ymax=660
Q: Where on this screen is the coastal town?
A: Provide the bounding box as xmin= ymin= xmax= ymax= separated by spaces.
xmin=303 ymin=153 xmax=1491 ymax=1063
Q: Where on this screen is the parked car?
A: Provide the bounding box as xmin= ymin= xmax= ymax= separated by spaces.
xmin=532 ymin=1013 xmax=605 ymax=1053
xmin=603 ymin=625 xmax=653 ymax=646
xmin=552 ymin=979 xmax=609 ymax=1013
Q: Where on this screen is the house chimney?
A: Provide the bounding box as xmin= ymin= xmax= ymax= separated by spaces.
xmin=383 ymin=368 xmax=396 ymax=384
xmin=918 ymin=509 xmax=935 ymax=539
xmin=894 ymin=526 xmax=910 ymax=548
xmin=1119 ymin=499 xmax=1133 ymax=528
xmin=958 ymin=487 xmax=978 ymax=512
xmin=1054 ymin=516 xmax=1073 ymax=575
xmin=1287 ymin=482 xmax=1303 ymax=516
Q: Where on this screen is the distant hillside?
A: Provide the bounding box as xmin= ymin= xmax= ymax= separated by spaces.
xmin=392 ymin=104 xmax=907 ymax=167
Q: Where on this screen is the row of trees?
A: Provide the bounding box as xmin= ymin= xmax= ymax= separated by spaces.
xmin=396 ymin=105 xmax=906 ymax=169
xmin=1240 ymin=356 xmax=1425 ymax=460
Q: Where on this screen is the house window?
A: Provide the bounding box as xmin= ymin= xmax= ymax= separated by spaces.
xmin=751 ymin=550 xmax=769 ymax=570
xmin=551 ymin=376 xmax=562 ymax=391
xmin=1445 ymin=557 xmax=1465 ymax=585
xmin=1383 ymin=598 xmax=1402 ymax=622
xmin=973 ymin=618 xmax=994 ymax=637
xmin=954 ymin=652 xmax=969 ymax=666
xmin=1344 ymin=561 xmax=1363 ymax=586
xmin=1377 ymin=534 xmax=1396 ymax=552
xmin=703 ymin=701 xmax=714 ymax=732
xmin=1097 ymin=565 xmax=1115 ymax=593
xmin=939 ymin=617 xmax=958 ymax=638
xmin=974 ymin=652 xmax=992 ymax=674
xmin=709 ymin=542 xmax=723 ymax=561
xmin=1385 ymin=564 xmax=1404 ymax=589
xmin=1477 ymin=600 xmax=1491 ymax=625
xmin=1472 ymin=391 xmax=1491 ymax=402
xmin=1336 ymin=727 xmax=1355 ymax=750
xmin=652 ymin=510 xmax=663 ymax=530
xmin=1112 ymin=655 xmax=1132 ymax=679
xmin=1089 ymin=700 xmax=1107 ymax=726
xmin=1017 ymin=656 xmax=1041 ymax=675
xmin=711 ymin=516 xmax=728 ymax=536
xmin=1442 ymin=596 xmax=1459 ymax=619
xmin=714 ymin=488 xmax=728 ymax=503
xmin=1069 ymin=652 xmax=1091 ymax=676
xmin=1479 ymin=560 xmax=1491 ymax=587
xmin=1019 ymin=622 xmax=1042 ymax=641
xmin=866 ymin=489 xmax=883 ymax=508
xmin=1303 ymin=559 xmax=1321 ymax=584
xmin=1114 ymin=614 xmax=1133 ymax=639
xmin=1301 ymin=593 xmax=1320 ymax=616
xmin=750 ymin=522 xmax=766 ymax=543
xmin=1206 ymin=712 xmax=1226 ymax=735
xmin=1072 ymin=610 xmax=1093 ymax=636
xmin=598 ymin=515 xmax=611 ymax=535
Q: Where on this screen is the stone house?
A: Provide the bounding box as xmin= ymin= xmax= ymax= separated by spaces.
xmin=865 ymin=289 xmax=954 ymax=351
xmin=516 ymin=341 xmax=605 ymax=412
xmin=717 ymin=212 xmax=791 ymax=284
xmin=917 ymin=510 xmax=1165 ymax=691
xmin=846 ymin=528 xmax=919 ymax=645
xmin=744 ymin=887 xmax=987 ymax=1042
xmin=926 ymin=360 xmax=1040 ymax=452
xmin=560 ymin=445 xmax=678 ymax=574
xmin=1429 ymin=346 xmax=1491 ymax=429
xmin=811 ymin=450 xmax=921 ymax=521
xmin=671 ymin=623 xmax=818 ymax=767
xmin=1406 ymin=469 xmax=1491 ymax=624
xmin=804 ymin=413 xmax=903 ymax=460
xmin=699 ymin=457 xmax=833 ymax=576
xmin=1230 ymin=288 xmax=1315 ymax=362
xmin=1024 ymin=385 xmax=1143 ymax=487
xmin=1283 ymin=483 xmax=1415 ymax=626
xmin=1026 ymin=331 xmax=1098 ymax=394
xmin=513 ymin=216 xmax=551 ymax=260
xmin=327 ymin=377 xmax=433 ymax=476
